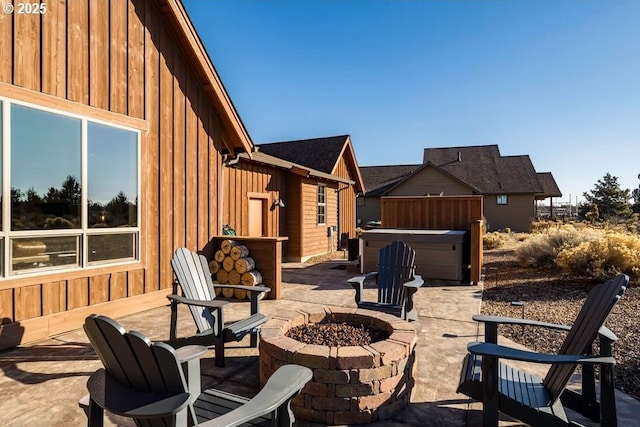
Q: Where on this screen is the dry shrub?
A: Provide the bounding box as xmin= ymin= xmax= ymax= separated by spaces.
xmin=556 ymin=232 xmax=640 ymax=279
xmin=483 ymin=232 xmax=506 ymax=249
xmin=516 ymin=225 xmax=601 ymax=267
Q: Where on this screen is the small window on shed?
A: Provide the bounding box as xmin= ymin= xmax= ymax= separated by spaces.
xmin=317 ymin=184 xmax=327 ymax=224
xmin=496 ymin=195 xmax=508 ymax=205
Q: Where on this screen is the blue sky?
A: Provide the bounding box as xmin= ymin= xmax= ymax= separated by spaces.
xmin=183 ymin=0 xmax=640 ymax=204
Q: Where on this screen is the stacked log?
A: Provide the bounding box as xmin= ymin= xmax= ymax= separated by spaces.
xmin=208 ymin=239 xmax=263 ymax=300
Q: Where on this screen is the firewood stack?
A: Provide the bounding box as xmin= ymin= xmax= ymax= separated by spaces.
xmin=208 ymin=239 xmax=263 ymax=300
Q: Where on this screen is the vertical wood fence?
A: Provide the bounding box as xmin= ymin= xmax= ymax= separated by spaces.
xmin=380 ymin=196 xmax=484 ymax=285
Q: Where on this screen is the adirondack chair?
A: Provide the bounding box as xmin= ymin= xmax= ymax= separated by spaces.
xmin=348 ymin=240 xmax=424 ymax=321
xmin=457 ymin=274 xmax=629 ymax=427
xmin=168 ymin=247 xmax=270 ymax=367
xmin=81 ymin=314 xmax=312 ymax=427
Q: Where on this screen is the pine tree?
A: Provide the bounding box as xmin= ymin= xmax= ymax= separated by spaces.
xmin=632 ymin=173 xmax=640 ymax=214
xmin=582 ymin=173 xmax=631 ymax=220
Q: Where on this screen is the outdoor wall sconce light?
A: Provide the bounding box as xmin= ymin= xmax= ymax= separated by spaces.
xmin=273 ymin=198 xmax=285 ymax=208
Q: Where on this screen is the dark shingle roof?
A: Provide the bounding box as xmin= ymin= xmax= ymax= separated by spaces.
xmin=536 ymin=172 xmax=562 ymax=198
xmin=360 ymin=164 xmax=422 ymax=196
xmin=420 ymin=145 xmax=543 ymax=194
xmin=257 ymin=135 xmax=349 ymax=174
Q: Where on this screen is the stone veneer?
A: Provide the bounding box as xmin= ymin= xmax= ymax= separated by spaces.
xmin=259 ymin=307 xmax=417 ymax=425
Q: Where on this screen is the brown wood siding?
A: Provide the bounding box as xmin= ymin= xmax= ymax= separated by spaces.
xmin=222 ymin=161 xmax=285 ymax=237
xmin=380 ymin=196 xmax=484 ymax=285
xmin=13 ymin=8 xmax=41 ymax=91
xmin=285 ymin=176 xmax=303 ymax=260
xmin=483 ymin=193 xmax=536 ymax=232
xmin=333 ymin=156 xmax=357 ymax=243
xmin=0 ymin=0 xmax=232 ymax=347
xmin=389 ymin=167 xmax=472 ymax=196
xmin=0 ymin=9 xmax=12 ymax=82
xmin=42 ymin=0 xmax=67 ymax=97
xmin=299 ymin=179 xmax=339 ymax=259
xmin=67 ymin=0 xmax=89 ymax=103
xmin=89 ymin=0 xmax=110 ymax=110
xmin=381 ymin=196 xmax=483 ymax=230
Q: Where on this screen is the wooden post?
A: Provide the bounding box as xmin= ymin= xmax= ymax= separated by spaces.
xmin=470 ymin=219 xmax=483 ymax=285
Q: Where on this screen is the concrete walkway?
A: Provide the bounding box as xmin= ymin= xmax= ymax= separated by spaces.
xmin=0 ymin=257 xmax=638 ymax=426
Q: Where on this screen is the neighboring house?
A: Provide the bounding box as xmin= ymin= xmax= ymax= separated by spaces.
xmin=254 ymin=135 xmax=365 ymax=262
xmin=358 ymin=164 xmax=421 ymax=227
xmin=358 ymin=145 xmax=562 ymax=232
xmin=0 ymin=0 xmax=254 ymax=348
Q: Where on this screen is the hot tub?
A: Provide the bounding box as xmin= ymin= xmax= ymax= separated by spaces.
xmin=361 ymin=228 xmax=469 ymax=282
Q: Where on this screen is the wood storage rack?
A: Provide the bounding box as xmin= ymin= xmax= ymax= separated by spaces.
xmin=209 ymin=239 xmax=263 ymax=300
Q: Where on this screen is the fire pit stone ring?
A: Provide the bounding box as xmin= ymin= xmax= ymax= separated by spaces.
xmin=259 ymin=307 xmax=418 ymax=425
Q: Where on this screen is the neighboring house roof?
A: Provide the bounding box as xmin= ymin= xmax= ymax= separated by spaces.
xmin=257 ymin=135 xmax=365 ymax=192
xmin=536 ymin=172 xmax=563 ymax=198
xmin=257 ymin=135 xmax=349 ymax=174
xmin=362 ymin=145 xmax=557 ymax=197
xmin=237 ymin=151 xmax=355 ymax=185
xmin=359 ymin=165 xmax=421 ymax=196
xmin=421 ymin=145 xmax=544 ymax=194
xmin=165 ymin=0 xmax=253 ymax=155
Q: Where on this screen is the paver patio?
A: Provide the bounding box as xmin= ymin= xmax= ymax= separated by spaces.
xmin=1 ymin=256 xmax=637 ymax=426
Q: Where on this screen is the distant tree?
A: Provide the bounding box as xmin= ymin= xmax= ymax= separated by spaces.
xmin=26 ymin=187 xmax=42 ymax=204
xmin=632 ymin=173 xmax=640 ymax=214
xmin=106 ymin=191 xmax=132 ymax=226
xmin=10 ymin=187 xmax=23 ymax=203
xmin=582 ymin=173 xmax=631 ymax=220
xmin=44 ymin=186 xmax=61 ymax=203
xmin=60 ymin=175 xmax=81 ymax=206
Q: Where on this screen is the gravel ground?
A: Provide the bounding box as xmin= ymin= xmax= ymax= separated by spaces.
xmin=482 ymin=245 xmax=640 ymax=400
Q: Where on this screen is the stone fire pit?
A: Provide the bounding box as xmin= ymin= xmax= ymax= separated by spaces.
xmin=259 ymin=307 xmax=417 ymax=425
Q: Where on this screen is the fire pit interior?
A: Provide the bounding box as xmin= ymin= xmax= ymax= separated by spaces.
xmin=259 ymin=308 xmax=417 ymax=425
xmin=286 ymin=319 xmax=389 ymax=346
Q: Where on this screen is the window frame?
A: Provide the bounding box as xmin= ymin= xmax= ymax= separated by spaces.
xmin=0 ymin=97 xmax=141 ymax=278
xmin=496 ymin=194 xmax=508 ymax=205
xmin=317 ymin=183 xmax=327 ymax=225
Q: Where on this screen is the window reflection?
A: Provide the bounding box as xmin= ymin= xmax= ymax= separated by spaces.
xmin=11 ymin=236 xmax=79 ymax=273
xmin=88 ymin=122 xmax=138 ymax=228
xmin=11 ymin=105 xmax=81 ymax=230
xmin=2 ymin=101 xmax=140 ymax=275
xmin=88 ymin=233 xmax=136 ymax=263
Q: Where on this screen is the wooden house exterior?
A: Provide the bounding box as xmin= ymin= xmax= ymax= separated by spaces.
xmin=0 ymin=0 xmax=255 ymax=348
xmin=229 ymin=145 xmax=361 ymax=262
xmin=256 ymin=136 xmax=365 ymax=262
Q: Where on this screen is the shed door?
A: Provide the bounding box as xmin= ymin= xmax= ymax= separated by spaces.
xmin=248 ymin=198 xmax=264 ymax=237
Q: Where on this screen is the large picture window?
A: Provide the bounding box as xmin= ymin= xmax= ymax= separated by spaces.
xmin=1 ymin=99 xmax=140 ymax=277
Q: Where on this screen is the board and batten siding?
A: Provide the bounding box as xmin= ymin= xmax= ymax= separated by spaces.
xmin=284 ymin=176 xmax=303 ymax=260
xmin=297 ymin=179 xmax=339 ymax=261
xmin=222 ymin=161 xmax=286 ymax=238
xmin=333 ymin=155 xmax=358 ymax=244
xmin=0 ymin=0 xmax=234 ymax=347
